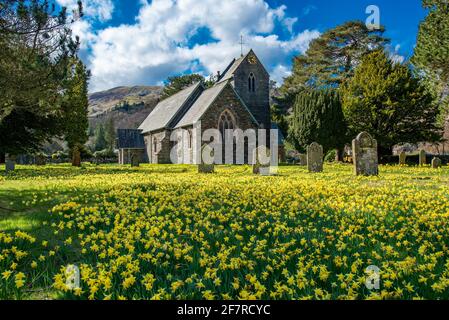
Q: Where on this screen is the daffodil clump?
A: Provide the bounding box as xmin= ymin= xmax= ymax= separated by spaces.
xmin=1 ymin=163 xmax=449 ymax=300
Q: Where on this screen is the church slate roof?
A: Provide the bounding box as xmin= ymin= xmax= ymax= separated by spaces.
xmin=138 ymin=82 xmax=202 ymax=134
xmin=138 ymin=50 xmax=265 ymax=134
xmin=175 ymin=81 xmax=229 ymax=128
xmin=117 ymin=129 xmax=145 ymax=149
xmin=217 ymin=55 xmax=245 ymax=83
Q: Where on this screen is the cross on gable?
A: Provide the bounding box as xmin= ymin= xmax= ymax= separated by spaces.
xmin=239 ymin=35 xmax=247 ymax=57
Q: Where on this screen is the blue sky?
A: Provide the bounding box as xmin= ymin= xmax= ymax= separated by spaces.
xmin=58 ymin=0 xmax=427 ymax=92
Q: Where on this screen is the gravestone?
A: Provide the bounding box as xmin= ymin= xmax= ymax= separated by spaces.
xmin=253 ymin=146 xmax=271 ymax=175
xmin=432 ymin=157 xmax=441 ymax=169
xmin=298 ymin=154 xmax=307 ymax=166
xmin=352 ymin=132 xmax=378 ymax=176
xmin=130 ymin=150 xmax=141 ymax=167
xmin=399 ymin=152 xmax=406 ymax=166
xmin=419 ymin=150 xmax=426 ymax=166
xmin=198 ymin=145 xmax=215 ymax=173
xmin=307 ymin=142 xmax=323 ymax=173
xmin=5 ymin=154 xmax=16 ymax=172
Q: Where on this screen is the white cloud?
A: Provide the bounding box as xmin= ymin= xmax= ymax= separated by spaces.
xmin=271 ymin=64 xmax=292 ymax=85
xmin=389 ymin=44 xmax=405 ymax=64
xmin=74 ymin=0 xmax=320 ymax=92
xmin=57 ymin=0 xmax=115 ymax=22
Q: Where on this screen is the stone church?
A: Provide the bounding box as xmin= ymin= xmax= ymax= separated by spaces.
xmin=118 ymin=49 xmax=273 ymax=164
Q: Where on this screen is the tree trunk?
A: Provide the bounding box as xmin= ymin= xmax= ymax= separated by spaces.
xmin=72 ymin=148 xmax=81 ymax=167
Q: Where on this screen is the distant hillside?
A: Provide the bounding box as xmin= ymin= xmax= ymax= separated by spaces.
xmin=88 ymin=85 xmax=163 ymax=131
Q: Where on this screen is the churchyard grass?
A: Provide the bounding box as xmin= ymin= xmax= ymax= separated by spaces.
xmin=1 ymin=163 xmax=449 ymax=300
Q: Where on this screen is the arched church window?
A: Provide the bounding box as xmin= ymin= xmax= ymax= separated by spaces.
xmin=218 ymin=110 xmax=236 ymax=141
xmin=248 ymin=73 xmax=256 ymax=92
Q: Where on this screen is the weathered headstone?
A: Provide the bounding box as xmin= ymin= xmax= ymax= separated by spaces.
xmin=399 ymin=151 xmax=406 ymax=166
xmin=298 ymin=154 xmax=307 ymax=166
xmin=432 ymin=157 xmax=442 ymax=169
xmin=130 ymin=150 xmax=141 ymax=167
xmin=419 ymin=150 xmax=426 ymax=166
xmin=5 ymin=154 xmax=16 ymax=172
xmin=352 ymin=132 xmax=378 ymax=176
xmin=307 ymin=142 xmax=323 ymax=173
xmin=253 ymin=146 xmax=272 ymax=175
xmin=198 ymin=145 xmax=215 ymax=173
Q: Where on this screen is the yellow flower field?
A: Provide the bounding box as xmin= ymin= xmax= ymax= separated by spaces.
xmin=1 ymin=163 xmax=449 ymax=300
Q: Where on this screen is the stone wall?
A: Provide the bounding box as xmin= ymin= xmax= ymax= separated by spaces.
xmin=143 ymin=130 xmax=172 ymax=164
xmin=232 ymin=52 xmax=271 ymax=130
xmin=118 ymin=148 xmax=146 ymax=165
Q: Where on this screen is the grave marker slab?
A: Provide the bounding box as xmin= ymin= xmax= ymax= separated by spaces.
xmin=352 ymin=132 xmax=378 ymax=176
xmin=307 ymin=142 xmax=324 ymax=173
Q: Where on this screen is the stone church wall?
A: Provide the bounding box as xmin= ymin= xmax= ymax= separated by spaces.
xmin=173 ymin=84 xmax=259 ymax=164
xmin=232 ymin=55 xmax=270 ymax=130
xmin=143 ymin=130 xmax=172 ymax=164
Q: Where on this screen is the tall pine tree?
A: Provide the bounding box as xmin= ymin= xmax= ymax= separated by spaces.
xmin=61 ymin=58 xmax=90 ymax=167
xmin=104 ymin=116 xmax=116 ymax=152
xmin=0 ymin=0 xmax=82 ymax=159
xmin=412 ymin=0 xmax=449 ymax=125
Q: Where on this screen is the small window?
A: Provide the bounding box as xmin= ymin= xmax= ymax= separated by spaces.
xmin=248 ymin=73 xmax=256 ymax=92
xmin=187 ymin=130 xmax=192 ymax=149
xmin=153 ymin=138 xmax=158 ymax=153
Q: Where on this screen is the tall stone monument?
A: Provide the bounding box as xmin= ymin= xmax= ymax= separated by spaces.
xmin=352 ymin=132 xmax=378 ymax=176
xmin=399 ymin=151 xmax=406 ymax=166
xmin=419 ymin=150 xmax=426 ymax=166
xmin=307 ymin=142 xmax=324 ymax=173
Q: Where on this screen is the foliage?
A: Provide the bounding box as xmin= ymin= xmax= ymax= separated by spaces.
xmin=1 ymin=164 xmax=449 ymax=300
xmin=0 ymin=0 xmax=82 ymax=155
xmin=289 ymin=89 xmax=347 ymax=153
xmin=61 ymin=58 xmax=90 ymax=151
xmin=161 ymin=74 xmax=215 ymax=99
xmin=411 ymin=0 xmax=449 ymax=125
xmin=93 ymin=149 xmax=117 ymax=160
xmin=341 ymin=50 xmax=441 ymax=156
xmin=103 ymin=117 xmax=116 ymax=152
xmin=94 ymin=124 xmax=107 ymax=152
xmin=324 ymin=150 xmax=336 ymax=163
xmin=281 ymin=21 xmax=389 ymax=101
xmin=51 ymin=151 xmax=69 ymax=162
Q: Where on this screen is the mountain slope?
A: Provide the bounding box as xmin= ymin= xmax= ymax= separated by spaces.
xmin=88 ymin=86 xmax=163 ymax=131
